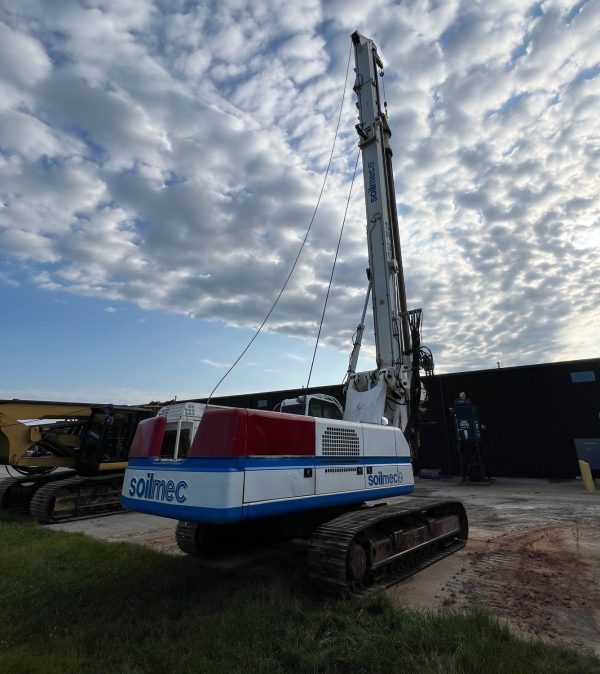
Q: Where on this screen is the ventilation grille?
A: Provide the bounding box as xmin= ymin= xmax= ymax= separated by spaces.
xmin=325 ymin=467 xmax=359 ymax=474
xmin=321 ymin=426 xmax=360 ymax=456
xmin=322 ymin=456 xmax=356 ymax=465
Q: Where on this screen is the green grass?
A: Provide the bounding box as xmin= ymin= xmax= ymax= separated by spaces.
xmin=0 ymin=521 xmax=598 ymax=674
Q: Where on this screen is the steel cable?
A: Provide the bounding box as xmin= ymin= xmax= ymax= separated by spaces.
xmin=206 ymin=44 xmax=354 ymax=405
xmin=305 ymin=149 xmax=360 ymax=390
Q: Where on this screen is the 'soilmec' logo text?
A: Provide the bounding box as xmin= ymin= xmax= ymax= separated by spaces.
xmin=129 ymin=472 xmax=187 ymax=503
xmin=368 ymin=161 xmax=377 ymax=202
xmin=368 ymin=470 xmax=403 ymax=487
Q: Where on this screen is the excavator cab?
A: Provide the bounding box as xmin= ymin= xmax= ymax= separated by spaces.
xmin=279 ymin=394 xmax=343 ymax=420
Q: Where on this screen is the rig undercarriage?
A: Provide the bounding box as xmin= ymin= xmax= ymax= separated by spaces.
xmin=175 ymin=497 xmax=468 ymax=595
xmin=0 ymin=470 xmax=129 ymax=523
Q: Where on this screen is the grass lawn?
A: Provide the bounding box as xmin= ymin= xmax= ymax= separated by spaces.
xmin=0 ymin=520 xmax=598 ymax=674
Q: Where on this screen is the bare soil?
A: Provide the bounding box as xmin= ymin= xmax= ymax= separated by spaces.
xmin=388 ymin=479 xmax=600 ymax=656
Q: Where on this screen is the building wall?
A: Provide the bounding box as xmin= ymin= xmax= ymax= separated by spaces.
xmin=423 ymin=359 xmax=600 ymax=479
xmin=204 ymin=358 xmax=600 ymax=480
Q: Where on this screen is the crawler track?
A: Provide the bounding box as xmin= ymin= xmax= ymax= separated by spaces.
xmin=0 ymin=471 xmax=77 ymax=516
xmin=29 ymin=473 xmax=126 ymax=523
xmin=176 ymin=498 xmax=468 ymax=595
xmin=176 ymin=520 xmax=202 ymax=555
xmin=307 ymin=498 xmax=468 ymax=595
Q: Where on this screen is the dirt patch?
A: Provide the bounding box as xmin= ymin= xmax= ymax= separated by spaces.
xmin=388 ymin=482 xmax=600 ymax=657
xmin=453 ymin=522 xmax=600 ymax=653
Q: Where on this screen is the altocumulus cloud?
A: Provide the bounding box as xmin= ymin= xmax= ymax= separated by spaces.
xmin=0 ymin=0 xmax=598 ymax=372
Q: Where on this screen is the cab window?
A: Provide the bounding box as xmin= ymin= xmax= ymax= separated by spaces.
xmin=308 ymin=399 xmax=342 ymax=420
xmin=281 ymin=403 xmax=305 ymax=415
xmin=159 ymin=421 xmax=193 ymax=459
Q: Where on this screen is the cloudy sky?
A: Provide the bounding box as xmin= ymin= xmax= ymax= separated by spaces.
xmin=0 ymin=0 xmax=598 ymax=404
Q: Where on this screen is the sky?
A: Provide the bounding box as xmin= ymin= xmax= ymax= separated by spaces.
xmin=0 ymin=0 xmax=599 ymax=405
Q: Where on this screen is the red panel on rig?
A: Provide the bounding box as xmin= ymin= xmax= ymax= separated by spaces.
xmin=246 ymin=410 xmax=315 ymax=456
xmin=189 ymin=408 xmax=248 ymax=457
xmin=129 ymin=415 xmax=166 ymax=458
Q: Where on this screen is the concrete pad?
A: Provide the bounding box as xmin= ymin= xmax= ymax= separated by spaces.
xmin=47 ymin=511 xmax=181 ymax=555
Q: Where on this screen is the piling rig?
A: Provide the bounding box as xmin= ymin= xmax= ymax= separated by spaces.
xmin=121 ymin=32 xmax=467 ymax=594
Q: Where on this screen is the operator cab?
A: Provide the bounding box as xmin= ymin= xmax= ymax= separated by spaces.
xmin=279 ymin=394 xmax=343 ymax=420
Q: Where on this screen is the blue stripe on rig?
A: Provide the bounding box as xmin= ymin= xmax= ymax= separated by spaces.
xmin=127 ymin=455 xmax=411 ymax=472
xmin=121 ymin=495 xmax=243 ymax=523
xmin=127 ymin=457 xmax=245 ymax=472
xmin=241 ymin=485 xmax=414 ymax=520
xmin=121 ymin=483 xmax=414 ymax=524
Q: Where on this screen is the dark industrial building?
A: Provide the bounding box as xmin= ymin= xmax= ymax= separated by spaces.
xmin=205 ymin=357 xmax=600 ymax=480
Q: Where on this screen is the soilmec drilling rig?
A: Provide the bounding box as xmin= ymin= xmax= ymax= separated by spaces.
xmin=122 ymin=32 xmax=468 ymax=594
xmin=0 ymin=401 xmax=156 ymax=522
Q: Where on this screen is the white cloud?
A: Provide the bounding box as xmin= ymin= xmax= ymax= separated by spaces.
xmin=0 ymin=385 xmax=162 ymax=406
xmin=0 ymin=21 xmax=51 ymax=95
xmin=0 ymin=0 xmax=598 ymax=376
xmin=200 ymin=358 xmax=229 ymax=369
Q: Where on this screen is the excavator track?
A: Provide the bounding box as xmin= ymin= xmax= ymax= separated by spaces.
xmin=0 ymin=471 xmax=77 ymax=516
xmin=176 ymin=498 xmax=468 ymax=595
xmin=175 ymin=520 xmax=247 ymax=556
xmin=29 ymin=473 xmax=126 ymax=523
xmin=176 ymin=520 xmax=203 ymax=555
xmin=307 ymin=497 xmax=468 ymax=595
xmin=0 ymin=477 xmax=26 ymax=514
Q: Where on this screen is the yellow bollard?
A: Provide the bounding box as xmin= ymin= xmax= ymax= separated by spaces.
xmin=578 ymin=460 xmax=596 ymax=493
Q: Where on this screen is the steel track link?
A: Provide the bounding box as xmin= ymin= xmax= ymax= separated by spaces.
xmin=29 ymin=474 xmax=125 ymax=523
xmin=0 ymin=471 xmax=78 ymax=515
xmin=307 ymin=498 xmax=468 ymax=595
xmin=176 ymin=520 xmax=202 ymax=555
xmin=0 ymin=477 xmax=22 ymax=510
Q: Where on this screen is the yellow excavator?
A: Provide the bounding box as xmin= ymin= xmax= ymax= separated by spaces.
xmin=0 ymin=400 xmax=156 ymax=522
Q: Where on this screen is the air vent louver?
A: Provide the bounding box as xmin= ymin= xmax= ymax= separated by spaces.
xmin=321 ymin=426 xmax=360 ymax=456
